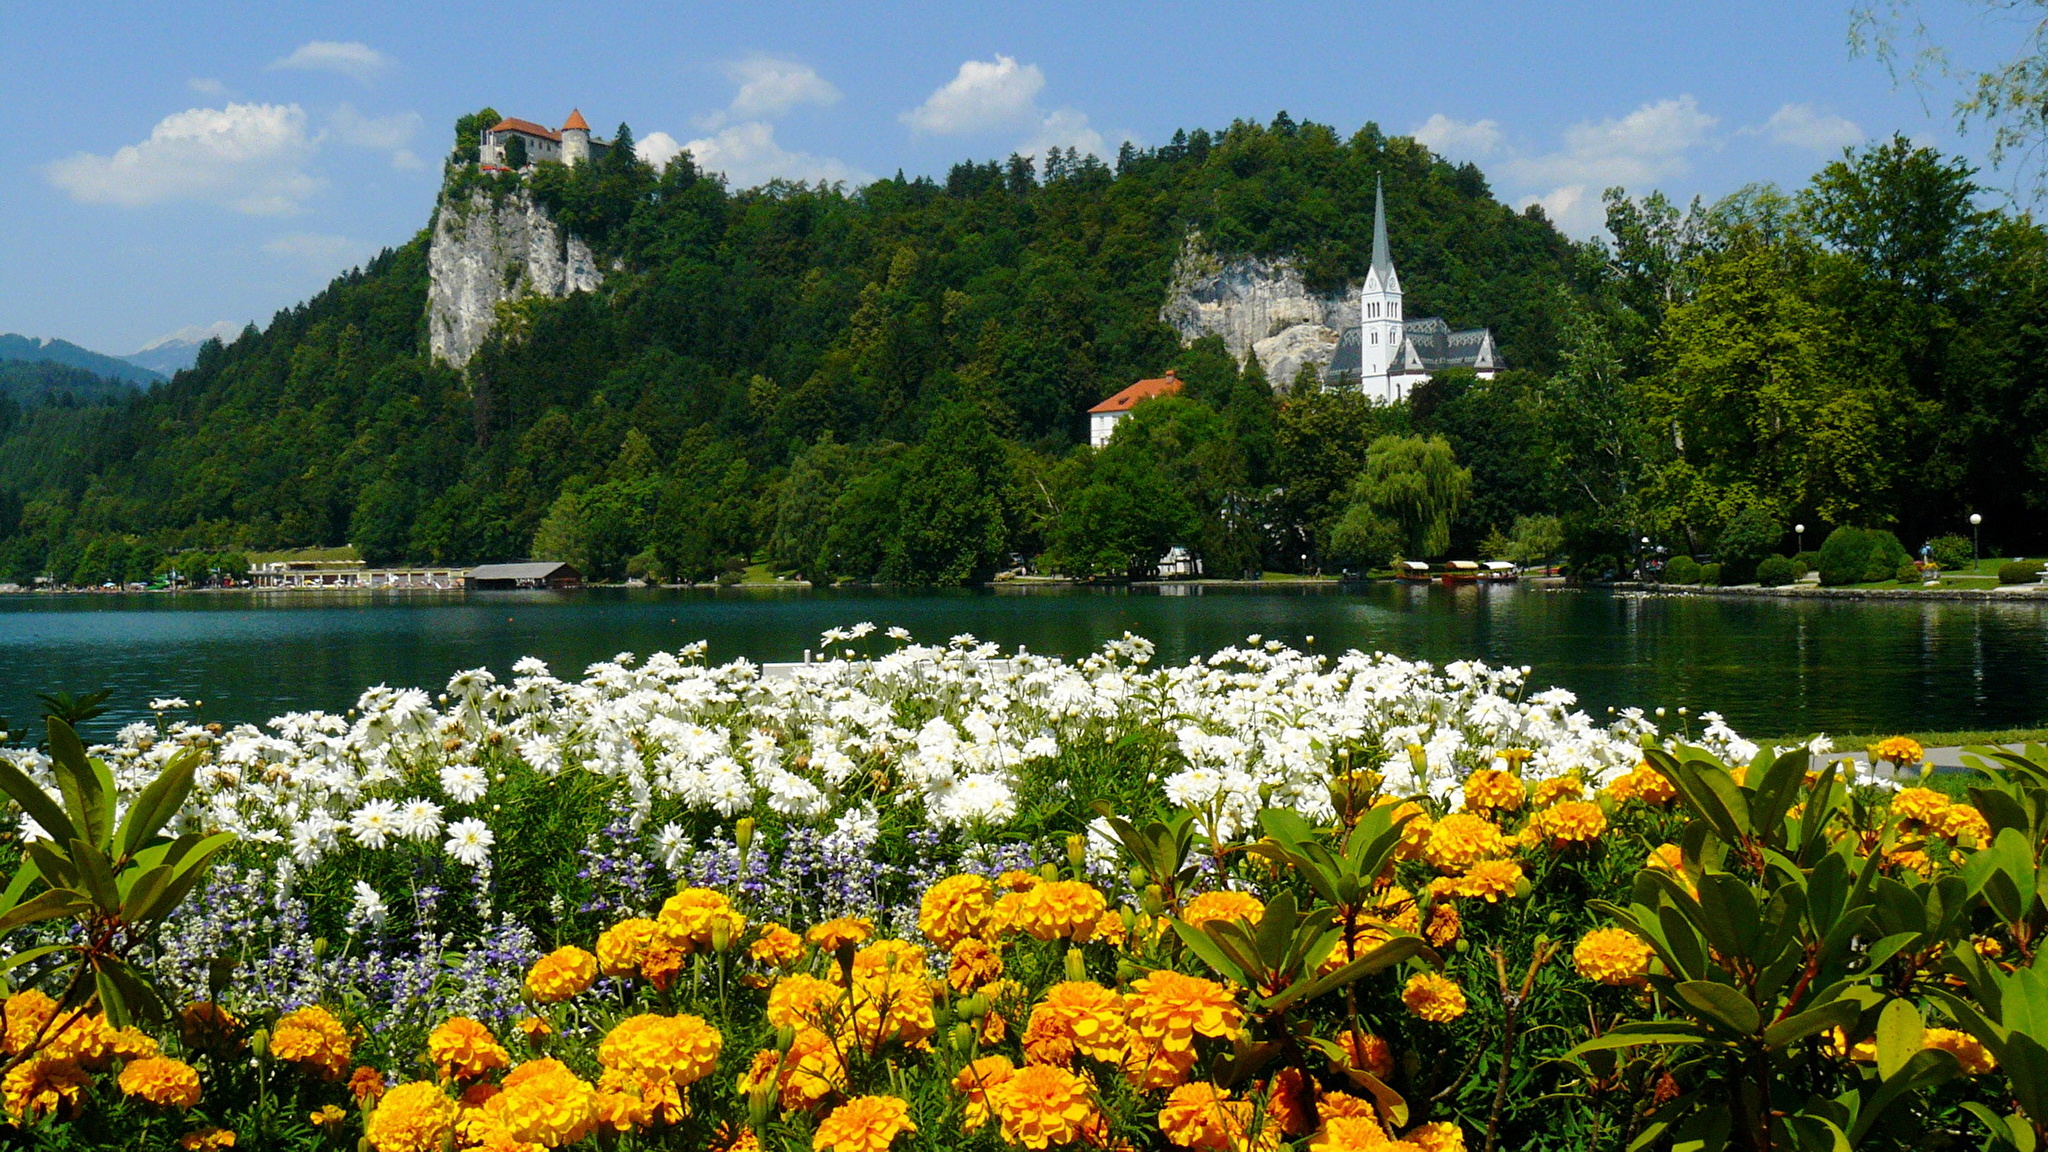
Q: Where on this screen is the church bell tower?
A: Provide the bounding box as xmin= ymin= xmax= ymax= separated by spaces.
xmin=1358 ymin=177 xmax=1404 ymax=396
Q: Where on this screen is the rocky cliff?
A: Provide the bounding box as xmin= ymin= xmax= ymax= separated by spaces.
xmin=427 ymin=188 xmax=602 ymax=368
xmin=1160 ymin=237 xmax=1357 ymax=388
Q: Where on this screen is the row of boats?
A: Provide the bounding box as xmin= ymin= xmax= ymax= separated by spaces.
xmin=1395 ymin=560 xmax=1522 ymax=584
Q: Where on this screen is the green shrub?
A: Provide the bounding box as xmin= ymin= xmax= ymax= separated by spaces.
xmin=1896 ymin=562 xmax=1922 ymax=584
xmin=1663 ymin=555 xmax=1701 ymax=585
xmin=1928 ymin=533 xmax=1974 ymax=570
xmin=1699 ymin=561 xmax=1723 ymax=586
xmin=1756 ymin=555 xmax=1797 ymax=586
xmin=1818 ymin=526 xmax=1911 ymax=586
xmin=1792 ymin=550 xmax=1819 ymax=577
xmin=2000 ymin=560 xmax=2044 ymax=585
xmin=1715 ymin=507 xmax=1781 ymax=584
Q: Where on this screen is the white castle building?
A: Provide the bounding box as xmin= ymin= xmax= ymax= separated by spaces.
xmin=478 ymin=110 xmax=609 ymax=170
xmin=1324 ymin=178 xmax=1502 ymax=402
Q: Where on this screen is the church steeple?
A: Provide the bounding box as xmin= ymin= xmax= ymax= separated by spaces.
xmin=1358 ymin=174 xmax=1404 ymax=393
xmin=1370 ymin=176 xmax=1393 ymax=281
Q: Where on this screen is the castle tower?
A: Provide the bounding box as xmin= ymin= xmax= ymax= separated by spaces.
xmin=1358 ymin=177 xmax=1404 ymax=394
xmin=560 ymin=109 xmax=592 ymax=167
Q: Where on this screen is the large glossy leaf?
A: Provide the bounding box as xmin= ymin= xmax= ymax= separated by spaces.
xmin=1874 ymin=998 xmax=1925 ymax=1079
xmin=113 ymin=747 xmax=199 ymax=859
xmin=1762 ymin=999 xmax=1858 ymax=1051
xmin=1675 ymin=980 xmax=1761 ymax=1038
xmin=0 ymin=758 xmax=78 ymax=848
xmin=67 ymin=839 xmax=120 ymax=916
xmin=46 ymin=717 xmax=113 ymax=849
xmin=1266 ymin=935 xmax=1425 ymax=1011
xmin=0 ymin=888 xmax=91 ymax=934
xmin=1750 ymin=748 xmax=1810 ymax=843
xmin=1569 ymin=1020 xmax=1712 ymax=1055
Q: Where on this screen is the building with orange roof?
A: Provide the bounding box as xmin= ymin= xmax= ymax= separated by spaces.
xmin=1086 ymin=370 xmax=1183 ymax=448
xmin=478 ymin=111 xmax=610 ymax=170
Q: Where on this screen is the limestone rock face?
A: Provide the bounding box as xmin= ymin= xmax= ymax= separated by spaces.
xmin=1160 ymin=237 xmax=1357 ymax=387
xmin=427 ymin=188 xmax=602 ymax=367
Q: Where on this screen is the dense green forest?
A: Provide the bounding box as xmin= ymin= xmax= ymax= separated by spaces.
xmin=0 ymin=112 xmax=2042 ymax=586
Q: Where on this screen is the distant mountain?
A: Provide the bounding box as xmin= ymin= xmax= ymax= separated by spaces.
xmin=0 ymin=334 xmax=162 ymax=386
xmin=0 ymin=360 xmax=140 ymax=408
xmin=122 ymin=321 xmax=243 ymax=377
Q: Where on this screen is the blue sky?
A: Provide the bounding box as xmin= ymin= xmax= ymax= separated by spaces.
xmin=0 ymin=1 xmax=2029 ymax=354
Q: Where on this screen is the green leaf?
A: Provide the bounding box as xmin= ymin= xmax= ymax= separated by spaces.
xmin=67 ymin=839 xmax=121 ymax=916
xmin=1675 ymin=980 xmax=1761 ymax=1037
xmin=1266 ymin=935 xmax=1425 ymax=1011
xmin=119 ymin=864 xmax=175 ymax=924
xmin=1173 ymin=922 xmax=1247 ymax=986
xmin=1874 ymin=998 xmax=1925 ymax=1080
xmin=1763 ymin=999 xmax=1858 ymax=1051
xmin=1751 ymin=748 xmax=1810 ymax=841
xmin=0 ymin=758 xmax=77 ymax=848
xmin=0 ymin=888 xmax=90 ymax=934
xmin=113 ymin=747 xmax=199 ymax=859
xmin=1569 ymin=1021 xmax=1713 ymax=1055
xmin=46 ymin=717 xmax=113 ymax=849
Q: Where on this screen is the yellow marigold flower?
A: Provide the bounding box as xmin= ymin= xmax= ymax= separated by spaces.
xmin=1094 ymin=910 xmax=1129 ymax=946
xmin=1023 ymin=981 xmax=1127 ymax=1067
xmin=948 ymin=937 xmax=1005 ymax=992
xmin=1530 ymin=775 xmax=1584 ymax=808
xmin=1937 ymin=804 xmax=1992 ymax=846
xmin=1335 ymin=1030 xmax=1393 ymax=1078
xmin=1126 ymin=970 xmax=1243 ymax=1052
xmin=1309 ymin=1115 xmax=1393 ymax=1152
xmin=350 ymin=1065 xmax=387 ymax=1104
xmin=1462 ymin=768 xmax=1525 ymax=812
xmin=118 ymin=1055 xmax=202 ymax=1109
xmin=767 ymin=974 xmax=844 ymax=1031
xmin=597 ymin=918 xmax=660 ymax=976
xmin=3 ymin=990 xmax=57 ymax=1058
xmin=1870 ymin=737 xmax=1925 ymax=766
xmin=525 ymin=946 xmax=598 ymax=1004
xmin=1121 ymin=1033 xmax=1198 ymax=1089
xmin=807 ymin=917 xmax=874 ymax=952
xmin=1923 ymin=1027 xmax=1997 ymax=1075
xmin=179 ymin=1002 xmax=242 ymax=1053
xmin=273 ymin=1005 xmax=354 ymax=1079
xmin=481 ymin=1057 xmax=601 ymax=1147
xmin=311 ymin=1104 xmax=346 ymax=1127
xmin=517 ymin=1015 xmax=554 ymax=1041
xmin=1423 ymin=814 xmax=1507 ymax=871
xmin=179 ymin=1127 xmax=237 ymax=1150
xmin=1408 ymin=1120 xmax=1469 ymax=1151
xmin=1315 ymin=1091 xmax=1377 ymax=1122
xmin=1645 ymin=843 xmax=1696 ymax=896
xmin=998 ymin=870 xmax=1041 ymax=892
xmin=108 ymin=1025 xmax=158 ymax=1061
xmin=1402 ymin=973 xmax=1467 ymax=1023
xmin=1432 ymin=859 xmax=1524 ymax=903
xmin=813 ymin=1094 xmax=916 ymax=1152
xmin=660 ymin=888 xmax=747 ymax=952
xmin=989 ymin=1063 xmax=1098 ymax=1149
xmin=1388 ymin=800 xmax=1434 ymax=860
xmin=598 ymin=1013 xmax=723 ymax=1088
xmin=1530 ymin=800 xmax=1607 ymax=846
xmin=364 ymin=1081 xmax=458 ymax=1152
xmin=426 ymin=1017 xmax=510 ymax=1082
xmin=919 ymin=874 xmax=996 ymax=949
xmin=1260 ymin=1067 xmax=1313 ymax=1138
xmin=1425 ymin=902 xmax=1462 ymax=946
xmin=1014 ymin=880 xmax=1109 ymax=942
xmin=1160 ymin=1082 xmax=1249 ymax=1151
xmin=42 ymin=1010 xmax=116 ymax=1066
xmin=595 ymin=1066 xmax=678 ymax=1132
xmin=953 ymin=1054 xmax=1015 ymax=1130
xmin=739 ymin=1029 xmax=844 ymax=1112
xmin=1574 ymin=928 xmax=1652 ymax=986
xmin=751 ymin=923 xmax=806 ymax=969
xmin=1182 ymin=890 xmax=1266 ymax=929
xmin=1824 ymin=1027 xmax=1878 ymax=1062
xmin=1890 ymin=787 xmax=1950 ymax=827
xmin=3 ymin=1057 xmax=89 ymax=1121
xmin=1606 ymin=762 xmax=1676 ymax=806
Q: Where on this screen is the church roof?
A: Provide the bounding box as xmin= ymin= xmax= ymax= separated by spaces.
xmin=562 ymin=109 xmax=591 ymax=132
xmin=1321 ymin=320 xmax=1501 ymax=383
xmin=1088 ymin=371 xmax=1182 ymax=414
xmin=488 ymin=118 xmax=561 ymax=142
xmin=1370 ymin=176 xmax=1394 ymax=281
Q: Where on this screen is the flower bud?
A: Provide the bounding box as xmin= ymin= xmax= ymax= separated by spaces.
xmin=736 ymin=817 xmax=756 ymax=857
xmin=1065 ymin=947 xmax=1089 ymax=983
xmin=250 ymin=1028 xmax=269 ymax=1058
xmin=1066 ymin=834 xmax=1086 ymax=876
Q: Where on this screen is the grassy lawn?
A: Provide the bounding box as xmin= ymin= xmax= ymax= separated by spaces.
xmin=246 ymin=544 xmax=361 ymax=564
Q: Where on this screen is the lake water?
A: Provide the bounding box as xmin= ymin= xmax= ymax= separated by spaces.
xmin=1 ymin=584 xmax=2044 ymax=740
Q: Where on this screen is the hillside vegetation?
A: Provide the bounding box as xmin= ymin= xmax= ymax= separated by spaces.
xmin=0 ymin=113 xmax=2041 ymax=584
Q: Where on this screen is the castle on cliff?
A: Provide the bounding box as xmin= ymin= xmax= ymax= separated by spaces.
xmin=1323 ymin=178 xmax=1501 ymax=402
xmin=478 ymin=110 xmax=611 ymax=170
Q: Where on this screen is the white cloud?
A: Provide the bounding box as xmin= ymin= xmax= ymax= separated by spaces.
xmin=903 ymin=55 xmax=1045 ymax=135
xmin=1504 ymin=96 xmax=1720 ymax=235
xmin=188 ymin=78 xmax=229 ymax=97
xmin=1021 ymin=108 xmax=1107 ymax=159
xmin=1412 ymin=113 xmax=1502 ymax=158
xmin=674 ymin=122 xmax=871 ymax=186
xmin=268 ymin=41 xmax=391 ymax=82
xmin=390 ymin=149 xmax=424 ymax=171
xmin=637 ymin=131 xmax=686 ymax=170
xmin=723 ymin=56 xmax=840 ymax=122
xmin=262 ymin=231 xmax=364 ymax=264
xmin=331 ymin=104 xmax=419 ymax=149
xmin=1750 ymin=103 xmax=1863 ymax=153
xmin=46 ymin=102 xmax=321 ymax=215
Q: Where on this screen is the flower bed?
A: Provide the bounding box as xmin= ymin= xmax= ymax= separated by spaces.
xmin=0 ymin=628 xmax=2032 ymax=1151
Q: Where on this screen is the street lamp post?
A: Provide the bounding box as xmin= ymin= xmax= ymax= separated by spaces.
xmin=1640 ymin=536 xmax=1650 ymax=581
xmin=1795 ymin=523 xmax=1805 ymax=554
xmin=1971 ymin=513 xmax=1983 ymax=570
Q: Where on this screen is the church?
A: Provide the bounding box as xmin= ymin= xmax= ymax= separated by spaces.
xmin=1323 ymin=179 xmax=1502 ymax=401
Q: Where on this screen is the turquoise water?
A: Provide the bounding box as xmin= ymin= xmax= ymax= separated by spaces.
xmin=1 ymin=584 xmax=2044 ymax=739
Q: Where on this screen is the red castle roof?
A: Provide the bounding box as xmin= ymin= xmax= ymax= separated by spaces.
xmin=561 ymin=109 xmax=590 ymax=132
xmin=487 ymin=118 xmax=561 ymax=142
xmin=1087 ymin=371 xmax=1182 ymax=414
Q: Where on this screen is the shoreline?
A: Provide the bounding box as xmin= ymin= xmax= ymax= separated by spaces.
xmin=1611 ymin=580 xmax=2048 ymax=602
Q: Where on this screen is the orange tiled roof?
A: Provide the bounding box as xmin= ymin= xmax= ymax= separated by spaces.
xmin=561 ymin=108 xmax=591 ymax=132
xmin=1087 ymin=371 xmax=1182 ymax=414
xmin=488 ymin=118 xmax=561 ymax=142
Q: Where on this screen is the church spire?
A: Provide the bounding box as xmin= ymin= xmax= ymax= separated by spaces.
xmin=1370 ymin=176 xmax=1393 ymax=279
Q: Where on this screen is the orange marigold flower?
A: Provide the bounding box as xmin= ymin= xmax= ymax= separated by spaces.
xmin=119 ymin=1055 xmax=201 ymax=1109
xmin=427 ymin=1017 xmax=510 ymax=1082
xmin=660 ymin=889 xmax=747 ymax=952
xmin=1334 ymin=1031 xmax=1393 ymax=1078
xmin=1126 ymin=970 xmax=1243 ymax=1052
xmin=1 ymin=990 xmax=56 ymax=1058
xmin=1936 ymin=804 xmax=1992 ymax=846
xmin=919 ymin=874 xmax=995 ymax=949
xmin=273 ymin=1005 xmax=354 ymax=1079
xmin=1407 ymin=1120 xmax=1469 ymax=1151
xmin=1262 ymin=1067 xmax=1314 ymax=1137
xmin=479 ymin=1057 xmax=601 ymax=1147
xmin=350 ymin=1065 xmax=387 ymax=1104
xmin=1425 ymin=902 xmax=1463 ymax=947
xmin=311 ymin=1104 xmax=347 ymax=1127
xmin=1432 ymin=859 xmax=1524 ymax=903
xmin=1182 ymin=890 xmax=1266 ymax=929
xmin=1462 ymin=768 xmax=1525 ymax=812
xmin=1014 ymin=880 xmax=1109 ymax=942
xmin=179 ymin=1127 xmax=237 ymax=1150
xmin=1530 ymin=776 xmax=1584 ymax=808
xmin=1160 ymin=1082 xmax=1249 ymax=1151
xmin=1402 ymin=973 xmax=1467 ymax=1023
xmin=1606 ymin=762 xmax=1676 ymax=806
xmin=953 ymin=1054 xmax=1016 ymax=1130
xmin=1530 ymin=800 xmax=1607 ymax=846
xmin=1309 ymin=1116 xmax=1393 ymax=1152
xmin=1573 ymin=928 xmax=1652 ymax=987
xmin=738 ymin=1029 xmax=844 ymax=1112
xmin=597 ymin=1014 xmax=723 ymax=1088
xmin=517 ymin=1015 xmax=554 ymax=1041
xmin=525 ymin=946 xmax=598 ymax=1004
xmin=1028 ymin=981 xmax=1128 ymax=1065
xmin=1121 ymin=1034 xmax=1199 ymax=1090
xmin=812 ymin=1094 xmax=915 ymax=1152
xmin=1423 ymin=814 xmax=1507 ymax=871
xmin=1923 ymin=1027 xmax=1997 ymax=1075
xmin=3 ymin=1057 xmax=89 ymax=1120
xmin=597 ymin=918 xmax=660 ymax=976
xmin=807 ymin=917 xmax=874 ymax=952
xmin=949 ymin=937 xmax=1005 ymax=993
xmin=767 ymin=974 xmax=845 ymax=1032
xmin=1890 ymin=787 xmax=1950 ymax=827
xmin=998 ymin=870 xmax=1042 ymax=892
xmin=363 ymin=1081 xmax=457 ymax=1152
xmin=1870 ymin=737 xmax=1925 ymax=767
xmin=989 ymin=1063 xmax=1098 ymax=1149
xmin=751 ymin=923 xmax=807 ymax=969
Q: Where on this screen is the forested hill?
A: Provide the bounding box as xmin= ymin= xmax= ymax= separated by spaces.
xmin=2 ymin=112 xmax=2042 ymax=587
